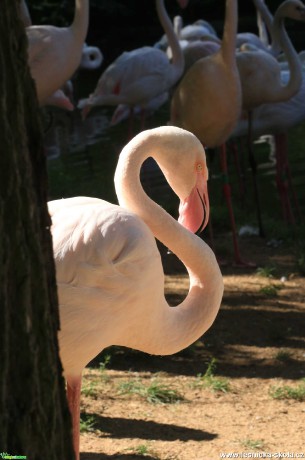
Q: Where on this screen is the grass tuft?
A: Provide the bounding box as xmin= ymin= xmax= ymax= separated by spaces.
xmin=118 ymin=377 xmax=184 ymax=404
xmin=196 ymin=358 xmax=230 ymax=393
xmin=270 ymin=379 xmax=305 ymax=401
xmin=80 ymin=413 xmax=97 ymax=433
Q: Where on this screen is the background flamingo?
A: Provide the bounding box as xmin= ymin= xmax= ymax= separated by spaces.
xmin=26 ymin=0 xmax=89 ymax=105
xmin=78 ymin=0 xmax=187 ymax=136
xmin=232 ymin=67 xmax=305 ymax=224
xmin=170 ymin=0 xmax=252 ymax=267
xmin=80 ymin=42 xmax=103 ymax=70
xmin=236 ymin=0 xmax=280 ymax=55
xmin=235 ymin=0 xmax=305 ymax=236
xmin=48 ymin=126 xmax=223 ymax=460
xmin=110 ymin=91 xmax=169 ymax=127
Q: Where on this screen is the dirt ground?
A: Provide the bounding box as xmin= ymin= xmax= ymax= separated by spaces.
xmin=79 ymin=234 xmax=305 ymax=460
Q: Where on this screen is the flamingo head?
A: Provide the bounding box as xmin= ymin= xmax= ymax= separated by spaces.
xmin=177 ymin=160 xmax=210 ymax=234
xmin=277 ymin=0 xmax=305 ymax=21
xmin=151 ymin=126 xmax=210 ymax=234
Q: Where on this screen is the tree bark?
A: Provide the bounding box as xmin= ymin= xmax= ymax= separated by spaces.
xmin=0 ymin=2 xmax=74 ymax=459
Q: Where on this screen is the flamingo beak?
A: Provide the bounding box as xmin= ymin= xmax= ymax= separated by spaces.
xmin=178 ymin=172 xmax=210 ymax=234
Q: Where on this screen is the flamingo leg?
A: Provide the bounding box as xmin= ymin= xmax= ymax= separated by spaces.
xmin=140 ymin=108 xmax=146 ymax=131
xmin=274 ymin=133 xmax=300 ymax=224
xmin=127 ymin=107 xmax=135 ymax=140
xmin=219 ymin=143 xmax=256 ymax=268
xmin=227 ymin=139 xmax=246 ymax=208
xmin=66 ymin=375 xmax=82 ymax=460
xmin=247 ymin=110 xmax=265 ymax=238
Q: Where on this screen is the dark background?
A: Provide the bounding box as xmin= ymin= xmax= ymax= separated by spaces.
xmin=26 ymin=0 xmax=305 ymax=68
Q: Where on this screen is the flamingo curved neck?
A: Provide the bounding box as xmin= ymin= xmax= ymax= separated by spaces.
xmin=252 ymin=0 xmax=284 ymax=56
xmin=114 ymin=129 xmax=218 ymax=283
xmin=156 ymin=0 xmax=184 ymax=81
xmin=114 ymin=129 xmax=223 ymax=355
xmin=272 ymin=9 xmax=302 ymax=100
xmin=221 ymin=0 xmax=238 ymax=62
xmin=71 ymin=0 xmax=89 ymax=44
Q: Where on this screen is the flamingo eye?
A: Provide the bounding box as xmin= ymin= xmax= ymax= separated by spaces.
xmin=196 ymin=163 xmax=203 ymax=172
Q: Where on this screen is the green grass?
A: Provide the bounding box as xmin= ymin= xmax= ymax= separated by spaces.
xmin=296 ymin=243 xmax=305 ymax=275
xmin=195 ymin=358 xmax=231 ymax=393
xmin=98 ymin=353 xmax=111 ymax=382
xmin=275 ymin=349 xmax=292 ymax=362
xmin=80 ymin=413 xmax=97 ymax=433
xmin=125 ymin=444 xmax=157 ymax=457
xmin=270 ymin=379 xmax=305 ymax=401
xmin=256 ymin=265 xmax=276 ymax=278
xmin=259 ymin=284 xmax=281 ymax=297
xmin=81 ymin=381 xmax=98 ymax=398
xmin=118 ymin=377 xmax=184 ymax=404
xmin=241 ymin=439 xmax=266 ymax=449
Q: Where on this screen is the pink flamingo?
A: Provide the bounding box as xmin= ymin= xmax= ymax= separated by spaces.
xmin=236 ymin=0 xmax=305 ymax=235
xmin=236 ymin=0 xmax=281 ymax=55
xmin=26 ymin=0 xmax=89 ymax=105
xmin=232 ymin=68 xmax=305 ymax=224
xmin=110 ymin=92 xmax=169 ymax=127
xmin=170 ymin=0 xmax=252 ymax=267
xmin=78 ymin=0 xmax=187 ymax=134
xmin=48 ymin=126 xmax=223 ymax=460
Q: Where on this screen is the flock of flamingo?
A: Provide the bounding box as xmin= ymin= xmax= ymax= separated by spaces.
xmin=21 ymin=0 xmax=305 ymax=458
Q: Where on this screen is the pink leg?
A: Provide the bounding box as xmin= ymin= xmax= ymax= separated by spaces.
xmin=140 ymin=108 xmax=146 ymax=131
xmin=66 ymin=375 xmax=82 ymax=460
xmin=274 ymin=133 xmax=300 ymax=224
xmin=219 ymin=144 xmax=256 ymax=268
xmin=127 ymin=107 xmax=135 ymax=140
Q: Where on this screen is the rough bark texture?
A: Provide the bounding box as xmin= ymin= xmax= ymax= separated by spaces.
xmin=0 ymin=2 xmax=74 ymax=459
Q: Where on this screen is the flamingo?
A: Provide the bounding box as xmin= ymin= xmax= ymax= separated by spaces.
xmin=26 ymin=0 xmax=89 ymax=105
xmin=110 ymin=91 xmax=169 ymax=127
xmin=80 ymin=43 xmax=103 ymax=70
xmin=48 ymin=126 xmax=223 ymax=460
xmin=170 ymin=0 xmax=251 ymax=267
xmin=232 ymin=69 xmax=305 ymax=223
xmin=19 ymin=0 xmax=31 ymax=27
xmin=164 ymin=14 xmax=221 ymax=62
xmin=174 ymin=15 xmax=219 ymax=41
xmin=235 ymin=0 xmax=305 ymax=235
xmin=44 ymin=88 xmax=74 ymax=111
xmin=78 ymin=0 xmax=187 ymax=133
xmin=153 ymin=14 xmax=218 ymax=51
xmin=182 ymin=39 xmax=221 ymax=72
xmin=236 ymin=0 xmax=280 ymax=55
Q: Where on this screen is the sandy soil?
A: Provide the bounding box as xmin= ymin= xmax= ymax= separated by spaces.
xmin=79 ymin=235 xmax=305 ymax=460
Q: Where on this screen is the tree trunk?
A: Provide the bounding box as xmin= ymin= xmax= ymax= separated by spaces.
xmin=0 ymin=2 xmax=74 ymax=459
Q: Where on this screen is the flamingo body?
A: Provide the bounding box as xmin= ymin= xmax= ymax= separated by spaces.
xmin=110 ymin=92 xmax=169 ymax=126
xmin=237 ymin=0 xmax=305 ymax=112
xmin=50 ymin=197 xmax=165 ymax=376
xmin=78 ymin=0 xmax=185 ymax=117
xmin=232 ymin=70 xmax=305 ymax=139
xmin=171 ymin=0 xmax=241 ymax=148
xmin=49 ymin=126 xmax=223 ymax=459
xmin=27 ymin=0 xmax=89 ymax=105
xmin=84 ymin=47 xmax=175 ymax=108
